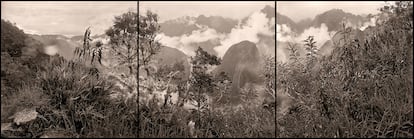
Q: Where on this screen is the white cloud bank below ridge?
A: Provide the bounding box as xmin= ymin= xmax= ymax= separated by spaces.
xmin=214 ymin=11 xmax=275 ymax=58
xmin=156 ymin=26 xmax=224 ymax=56
xmin=156 ymin=10 xmax=275 ymax=58
xmin=276 ymin=15 xmax=377 ymax=62
xmin=276 ymin=14 xmax=378 ymax=44
xmin=360 ymin=16 xmax=377 ymax=31
xmin=44 ymin=45 xmax=58 ymax=56
xmin=277 ymin=23 xmax=334 ymax=49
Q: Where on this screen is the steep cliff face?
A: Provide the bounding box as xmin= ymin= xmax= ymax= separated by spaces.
xmin=215 ymin=40 xmax=264 ymax=103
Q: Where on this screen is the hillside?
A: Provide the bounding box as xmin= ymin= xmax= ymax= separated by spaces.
xmin=277 ymin=9 xmax=373 ymax=61
xmin=159 ymin=15 xmax=238 ymax=37
xmin=1 ymin=20 xmax=29 ymax=57
xmin=152 ymin=46 xmax=191 ymax=80
xmin=29 ymin=34 xmax=79 ymax=60
xmin=311 ymin=9 xmax=367 ymax=32
xmin=276 ymin=12 xmax=297 ymax=32
xmin=2 ymin=11 xmax=139 ymax=137
xmin=261 ymin=5 xmax=276 ymax=19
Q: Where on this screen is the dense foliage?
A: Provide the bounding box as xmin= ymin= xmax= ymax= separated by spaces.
xmin=277 ymin=1 xmax=413 ymax=138
xmin=1 ymin=11 xmax=138 ymax=137
xmin=138 ymin=10 xmax=275 ymax=137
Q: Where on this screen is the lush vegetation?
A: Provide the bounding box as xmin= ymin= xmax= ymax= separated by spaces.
xmin=276 ymin=1 xmax=413 ymax=138
xmin=1 ymin=11 xmax=138 ymax=138
xmin=138 ymin=47 xmax=276 ymax=138
xmin=138 ymin=10 xmax=276 ymax=138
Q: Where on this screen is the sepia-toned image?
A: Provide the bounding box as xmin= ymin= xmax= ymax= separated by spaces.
xmin=138 ymin=1 xmax=275 ymax=138
xmin=4 ymin=0 xmax=411 ymax=138
xmin=1 ymin=1 xmax=138 ymax=138
xmin=276 ymin=1 xmax=413 ymax=138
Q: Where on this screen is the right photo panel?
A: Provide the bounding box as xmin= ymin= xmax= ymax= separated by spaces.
xmin=276 ymin=1 xmax=413 ymax=138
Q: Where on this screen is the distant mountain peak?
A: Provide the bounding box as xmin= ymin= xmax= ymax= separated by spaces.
xmin=276 ymin=12 xmax=297 ymax=31
xmin=217 ymin=40 xmax=263 ymax=103
xmin=278 ymin=8 xmax=368 ymax=33
xmin=261 ymin=5 xmax=275 ymax=19
xmin=160 ymin=14 xmax=238 ymax=36
xmin=325 ymin=8 xmax=345 ymax=13
xmin=229 ymin=40 xmax=256 ymax=49
xmin=165 ymin=15 xmax=196 ymax=25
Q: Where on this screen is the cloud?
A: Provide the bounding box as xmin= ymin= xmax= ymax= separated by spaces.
xmin=276 ymin=23 xmax=335 ymax=63
xmin=295 ymin=23 xmax=334 ymax=48
xmin=155 ymin=9 xmax=275 ymax=58
xmin=360 ymin=16 xmax=377 ymax=31
xmin=156 ymin=25 xmax=223 ymax=56
xmin=276 ymin=24 xmax=293 ymax=42
xmin=276 ymin=45 xmax=287 ymax=63
xmin=13 ymin=23 xmax=41 ymax=35
xmin=214 ymin=11 xmax=275 ymax=58
xmin=180 ymin=27 xmax=224 ymax=46
xmin=277 ymin=23 xmax=335 ymax=48
xmin=2 ymin=1 xmax=136 ymax=36
xmin=23 ymin=29 xmax=41 ymax=35
xmin=44 ymin=45 xmax=58 ymax=55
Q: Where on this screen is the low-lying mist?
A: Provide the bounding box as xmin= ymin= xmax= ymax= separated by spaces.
xmin=156 ymin=10 xmax=275 ymax=58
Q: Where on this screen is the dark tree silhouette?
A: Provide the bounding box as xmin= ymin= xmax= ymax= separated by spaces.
xmin=106 ymin=11 xmax=138 ymax=75
xmin=138 ymin=10 xmax=161 ymax=76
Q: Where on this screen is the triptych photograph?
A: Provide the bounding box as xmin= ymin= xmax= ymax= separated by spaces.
xmin=1 ymin=1 xmax=412 ymax=138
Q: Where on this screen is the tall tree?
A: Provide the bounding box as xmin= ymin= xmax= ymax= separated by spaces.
xmin=188 ymin=47 xmax=221 ymax=137
xmin=106 ymin=11 xmax=138 ymax=75
xmin=138 ymin=10 xmax=161 ymax=76
xmin=189 ymin=47 xmax=221 ymax=101
xmin=213 ymin=71 xmax=231 ymax=105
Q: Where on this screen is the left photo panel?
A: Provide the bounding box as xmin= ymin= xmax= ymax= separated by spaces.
xmin=1 ymin=1 xmax=138 ymax=138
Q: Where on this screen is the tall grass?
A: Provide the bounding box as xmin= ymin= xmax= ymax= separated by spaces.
xmin=276 ymin=2 xmax=413 ymax=137
xmin=2 ymin=56 xmax=138 ymax=138
xmin=139 ymin=101 xmax=275 ymax=138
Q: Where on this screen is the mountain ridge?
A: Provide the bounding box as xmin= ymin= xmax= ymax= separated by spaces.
xmin=160 ymin=5 xmax=275 ymax=37
xmin=277 ymin=8 xmax=370 ymax=33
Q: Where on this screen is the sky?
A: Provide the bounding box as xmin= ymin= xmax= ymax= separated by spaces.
xmin=139 ymin=1 xmax=275 ymax=22
xmin=277 ymin=1 xmax=389 ymax=22
xmin=1 ymin=1 xmax=137 ymax=37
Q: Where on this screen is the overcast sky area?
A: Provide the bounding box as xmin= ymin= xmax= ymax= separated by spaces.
xmin=277 ymin=1 xmax=390 ymax=22
xmin=1 ymin=1 xmax=137 ymax=37
xmin=139 ymin=1 xmax=275 ymax=22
